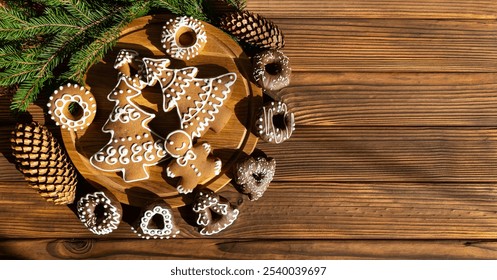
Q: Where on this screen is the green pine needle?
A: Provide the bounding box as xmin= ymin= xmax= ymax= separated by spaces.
xmin=1 ymin=0 xmax=237 ymax=112
xmin=225 ymin=0 xmax=246 ymax=10
xmin=151 ymin=0 xmax=208 ymax=21
xmin=63 ymin=1 xmax=151 ymax=83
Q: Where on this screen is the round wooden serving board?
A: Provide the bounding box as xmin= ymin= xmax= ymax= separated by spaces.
xmin=60 ymin=15 xmax=262 ymax=207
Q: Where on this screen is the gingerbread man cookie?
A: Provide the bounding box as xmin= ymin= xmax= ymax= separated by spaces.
xmin=165 ymin=130 xmax=221 ymax=194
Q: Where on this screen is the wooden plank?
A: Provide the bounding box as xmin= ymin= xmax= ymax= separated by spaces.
xmin=3 ymin=181 xmax=497 ymax=239
xmin=280 ymin=72 xmax=497 ymax=126
xmin=2 ymin=238 xmax=497 ymax=260
xmin=276 ymin=19 xmax=497 ymax=72
xmin=260 ymin=126 xmax=497 ymax=182
xmin=5 ymin=126 xmax=497 ymax=183
xmin=5 ymin=73 xmax=497 ymax=127
xmin=247 ymin=0 xmax=497 ymax=19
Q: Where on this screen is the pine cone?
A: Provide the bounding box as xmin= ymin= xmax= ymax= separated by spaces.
xmin=10 ymin=122 xmax=77 ymax=205
xmin=219 ymin=10 xmax=285 ymax=50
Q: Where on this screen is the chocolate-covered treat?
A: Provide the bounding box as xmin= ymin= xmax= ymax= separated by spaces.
xmin=253 ymin=49 xmax=291 ymax=91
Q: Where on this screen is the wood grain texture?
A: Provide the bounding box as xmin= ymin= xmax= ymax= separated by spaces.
xmin=5 ymin=126 xmax=497 ymax=183
xmin=2 ymin=0 xmax=497 ymax=259
xmin=277 ymin=19 xmax=497 ymax=72
xmin=2 ymin=239 xmax=497 ymax=259
xmin=247 ymin=0 xmax=497 ymax=19
xmin=3 ymin=181 xmax=497 ymax=239
xmin=260 ymin=126 xmax=497 ymax=183
xmin=281 ymin=72 xmax=497 ymax=126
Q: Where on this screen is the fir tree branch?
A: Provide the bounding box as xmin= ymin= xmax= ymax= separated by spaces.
xmin=63 ymin=1 xmax=151 ymax=83
xmin=9 ymin=5 xmax=129 ymax=111
xmin=225 ymin=0 xmax=246 ymax=10
xmin=151 ymin=0 xmax=207 ymax=21
xmin=2 ymin=0 xmax=238 ymax=111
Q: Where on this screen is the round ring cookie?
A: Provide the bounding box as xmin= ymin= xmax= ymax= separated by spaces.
xmin=77 ymin=191 xmax=122 ymax=235
xmin=253 ymin=49 xmax=291 ymax=91
xmin=161 ymin=16 xmax=207 ymax=60
xmin=256 ymin=101 xmax=295 ymax=144
xmin=47 ymin=83 xmax=97 ymax=131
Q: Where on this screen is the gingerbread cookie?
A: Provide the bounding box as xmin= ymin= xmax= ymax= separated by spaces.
xmin=131 ymin=200 xmax=180 ymax=239
xmin=47 ymin=83 xmax=97 ymax=131
xmin=180 ymin=73 xmax=236 ymax=139
xmin=90 ymin=75 xmax=168 ymax=183
xmin=253 ymin=49 xmax=291 ymax=91
xmin=142 ymin=57 xmax=236 ymax=139
xmin=77 ymin=191 xmax=122 ymax=235
xmin=235 ymin=156 xmax=276 ymax=201
xmin=165 ymin=130 xmax=222 ymax=194
xmin=256 ymin=101 xmax=295 ymax=144
xmin=161 ymin=16 xmax=207 ymax=60
xmin=141 ymin=57 xmax=197 ymax=112
xmin=114 ymin=49 xmax=147 ymax=89
xmin=193 ymin=189 xmax=239 ymax=235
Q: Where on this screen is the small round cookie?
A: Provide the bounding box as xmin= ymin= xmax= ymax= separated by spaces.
xmin=161 ymin=16 xmax=207 ymax=60
xmin=256 ymin=101 xmax=295 ymax=144
xmin=77 ymin=191 xmax=122 ymax=235
xmin=47 ymin=83 xmax=97 ymax=131
xmin=252 ymin=49 xmax=291 ymax=91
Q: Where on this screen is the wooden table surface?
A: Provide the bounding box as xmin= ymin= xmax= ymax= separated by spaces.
xmin=2 ymin=0 xmax=497 ymax=259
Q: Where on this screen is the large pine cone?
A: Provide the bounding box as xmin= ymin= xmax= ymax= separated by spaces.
xmin=219 ymin=10 xmax=285 ymax=50
xmin=11 ymin=122 xmax=77 ymax=205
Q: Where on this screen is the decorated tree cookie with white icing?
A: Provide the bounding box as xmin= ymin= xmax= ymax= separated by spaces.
xmin=90 ymin=75 xmax=167 ymax=183
xmin=142 ymin=57 xmax=237 ymax=139
xmin=141 ymin=57 xmax=197 ymax=112
xmin=179 ymin=73 xmax=236 ymax=139
xmin=165 ymin=130 xmax=221 ymax=194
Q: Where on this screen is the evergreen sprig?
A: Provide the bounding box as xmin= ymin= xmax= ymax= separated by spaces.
xmin=0 ymin=0 xmax=242 ymax=112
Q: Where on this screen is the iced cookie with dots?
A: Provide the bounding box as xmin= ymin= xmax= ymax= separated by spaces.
xmin=77 ymin=191 xmax=122 ymax=235
xmin=114 ymin=49 xmax=147 ymax=89
xmin=131 ymin=200 xmax=180 ymax=239
xmin=90 ymin=75 xmax=167 ymax=183
xmin=165 ymin=130 xmax=222 ymax=194
xmin=192 ymin=189 xmax=239 ymax=235
xmin=161 ymin=16 xmax=207 ymax=60
xmin=256 ymin=101 xmax=295 ymax=144
xmin=47 ymin=83 xmax=97 ymax=131
xmin=141 ymin=57 xmax=236 ymax=139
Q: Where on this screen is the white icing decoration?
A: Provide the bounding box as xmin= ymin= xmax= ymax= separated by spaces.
xmin=192 ymin=191 xmax=239 ymax=236
xmin=256 ymin=101 xmax=295 ymax=144
xmin=133 ymin=205 xmax=180 ymax=239
xmin=89 ymin=76 xmax=168 ymax=183
xmin=47 ymin=85 xmax=96 ymax=131
xmin=161 ymin=16 xmax=207 ymax=60
xmin=77 ymin=192 xmax=121 ymax=235
xmin=110 ymin=104 xmax=141 ymax=123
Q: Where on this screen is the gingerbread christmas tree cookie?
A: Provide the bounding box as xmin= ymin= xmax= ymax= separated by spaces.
xmin=90 ymin=75 xmax=167 ymax=183
xmin=141 ymin=57 xmax=237 ymax=140
xmin=141 ymin=57 xmax=197 ymax=112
